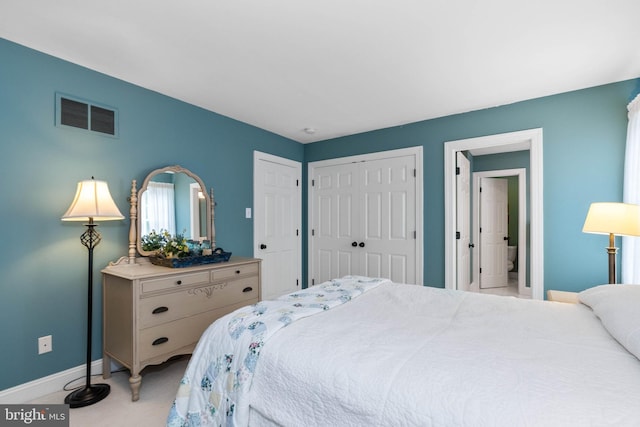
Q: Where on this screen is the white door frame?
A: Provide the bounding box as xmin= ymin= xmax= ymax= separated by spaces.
xmin=444 ymin=128 xmax=544 ymax=300
xmin=189 ymin=182 xmax=206 ymax=241
xmin=308 ymin=146 xmax=424 ymax=286
xmin=473 ymin=169 xmax=528 ymax=296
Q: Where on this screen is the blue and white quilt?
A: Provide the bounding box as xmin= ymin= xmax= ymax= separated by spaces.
xmin=166 ymin=275 xmax=389 ymax=427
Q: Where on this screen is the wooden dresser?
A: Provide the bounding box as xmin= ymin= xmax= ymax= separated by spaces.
xmin=102 ymin=256 xmax=261 ymax=401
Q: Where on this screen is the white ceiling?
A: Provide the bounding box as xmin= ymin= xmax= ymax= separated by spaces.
xmin=1 ymin=1 xmax=640 ymax=143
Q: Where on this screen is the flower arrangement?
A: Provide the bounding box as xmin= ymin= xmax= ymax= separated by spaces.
xmin=141 ymin=229 xmax=166 ymax=252
xmin=141 ymin=229 xmax=190 ymax=258
xmin=162 ymin=232 xmax=190 ymax=258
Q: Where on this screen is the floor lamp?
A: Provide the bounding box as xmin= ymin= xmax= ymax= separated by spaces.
xmin=62 ymin=178 xmax=124 ymax=408
xmin=582 ymin=202 xmax=640 ymax=284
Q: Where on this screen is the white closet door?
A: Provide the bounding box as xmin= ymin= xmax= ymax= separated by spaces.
xmin=312 ymin=162 xmax=360 ymax=284
xmin=360 ymin=155 xmax=416 ymax=284
xmin=310 ymin=149 xmax=419 ymax=285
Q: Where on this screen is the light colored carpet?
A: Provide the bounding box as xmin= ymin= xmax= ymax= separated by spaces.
xmin=29 ymin=356 xmax=189 ymax=427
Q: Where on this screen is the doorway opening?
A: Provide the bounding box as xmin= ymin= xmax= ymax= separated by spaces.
xmin=444 ymin=128 xmax=544 ymax=300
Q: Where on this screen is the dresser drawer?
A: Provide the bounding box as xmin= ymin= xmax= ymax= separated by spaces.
xmin=139 ymin=276 xmax=259 ymax=328
xmin=138 ymin=298 xmax=259 ymax=362
xmin=141 ymin=271 xmax=210 ymax=294
xmin=138 ymin=310 xmax=218 ymax=362
xmin=207 ymin=276 xmax=260 ymax=308
xmin=211 ymin=262 xmax=259 ymax=281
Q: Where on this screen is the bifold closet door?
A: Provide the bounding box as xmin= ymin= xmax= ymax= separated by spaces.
xmin=311 ymin=154 xmax=417 ymax=285
xmin=313 ymin=162 xmax=360 ymax=284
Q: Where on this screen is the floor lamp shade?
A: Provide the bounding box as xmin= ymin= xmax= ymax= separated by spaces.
xmin=582 ymin=202 xmax=640 ymax=284
xmin=61 ymin=178 xmax=123 ymax=408
xmin=62 ymin=179 xmax=124 ymax=221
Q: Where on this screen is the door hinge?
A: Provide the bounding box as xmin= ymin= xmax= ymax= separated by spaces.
xmin=311 ymin=229 xmax=315 ymax=236
xmin=312 ymin=179 xmax=315 ymax=186
xmin=480 ymin=268 xmax=482 ymax=274
xmin=479 ymin=227 xmax=482 ymax=233
xmin=296 ymin=279 xmax=299 ymax=287
xmin=312 ymin=278 xmax=315 ymax=286
xmin=296 ymin=229 xmax=299 ymax=236
xmin=413 ymin=168 xmax=416 ymax=177
xmin=413 ymin=230 xmax=417 ymax=239
xmin=456 ymin=231 xmax=460 ymax=239
xmin=296 ymin=179 xmax=299 ymax=187
xmin=456 ymin=167 xmax=460 ymax=175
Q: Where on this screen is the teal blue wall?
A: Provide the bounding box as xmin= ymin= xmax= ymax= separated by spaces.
xmin=305 ymin=79 xmax=638 ymax=290
xmin=0 ymin=38 xmax=303 ymax=391
xmin=1 ymin=35 xmax=638 ymax=391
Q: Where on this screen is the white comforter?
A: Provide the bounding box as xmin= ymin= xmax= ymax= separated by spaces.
xmin=248 ymin=283 xmax=640 ymax=426
xmin=167 ymin=276 xmax=389 ymax=426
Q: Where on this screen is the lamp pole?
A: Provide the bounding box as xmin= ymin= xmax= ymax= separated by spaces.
xmin=64 ymin=218 xmax=110 ymax=407
xmin=607 ymin=232 xmax=617 ymax=285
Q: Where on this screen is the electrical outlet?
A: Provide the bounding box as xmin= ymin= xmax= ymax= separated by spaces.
xmin=38 ymin=335 xmax=52 ymax=354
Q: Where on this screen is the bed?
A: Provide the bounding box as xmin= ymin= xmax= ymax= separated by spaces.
xmin=166 ymin=276 xmax=640 ymax=426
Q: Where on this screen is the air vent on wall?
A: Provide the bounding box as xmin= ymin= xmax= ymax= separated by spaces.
xmin=56 ymin=93 xmax=118 ymax=137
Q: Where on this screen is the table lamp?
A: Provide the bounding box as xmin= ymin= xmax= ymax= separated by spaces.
xmin=582 ymin=202 xmax=640 ymax=284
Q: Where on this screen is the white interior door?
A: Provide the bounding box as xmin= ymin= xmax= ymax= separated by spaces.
xmin=254 ymin=152 xmax=301 ymax=300
xmin=312 ymin=162 xmax=359 ymax=284
xmin=309 ymin=147 xmax=422 ymax=286
xmin=360 ymin=156 xmax=417 ymax=284
xmin=479 ymin=177 xmax=508 ymax=289
xmin=456 ymin=152 xmax=472 ymax=291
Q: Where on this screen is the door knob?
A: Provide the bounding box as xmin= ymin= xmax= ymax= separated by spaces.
xmin=503 ymin=236 xmax=509 ymax=241
xmin=352 ymin=241 xmax=358 ymax=247
xmin=359 ymin=242 xmax=365 ymax=248
xmin=260 ymin=244 xmax=267 ymax=249
xmin=469 ymin=243 xmax=475 ymax=248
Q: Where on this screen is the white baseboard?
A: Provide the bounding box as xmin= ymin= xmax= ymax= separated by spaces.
xmin=0 ymin=359 xmax=120 ymax=404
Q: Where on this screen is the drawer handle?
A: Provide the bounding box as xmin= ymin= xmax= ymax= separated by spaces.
xmin=152 ymin=337 xmax=169 ymax=346
xmin=152 ymin=306 xmax=168 ymax=314
xmin=176 ymin=280 xmax=183 ymax=285
xmin=242 ymin=286 xmax=253 ymax=293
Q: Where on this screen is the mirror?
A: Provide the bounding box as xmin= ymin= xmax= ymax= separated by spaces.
xmin=135 ymin=165 xmax=214 ymax=257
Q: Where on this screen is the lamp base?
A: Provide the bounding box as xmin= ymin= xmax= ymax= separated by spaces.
xmin=64 ymin=383 xmax=110 ymax=408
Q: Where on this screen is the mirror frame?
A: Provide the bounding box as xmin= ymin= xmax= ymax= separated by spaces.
xmin=134 ymin=165 xmax=214 ymax=257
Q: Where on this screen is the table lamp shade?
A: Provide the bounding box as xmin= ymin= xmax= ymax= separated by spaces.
xmin=582 ymin=202 xmax=640 ymax=237
xmin=62 ymin=179 xmax=124 ymax=221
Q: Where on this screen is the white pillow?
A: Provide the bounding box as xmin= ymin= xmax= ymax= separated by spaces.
xmin=578 ymin=284 xmax=640 ymax=360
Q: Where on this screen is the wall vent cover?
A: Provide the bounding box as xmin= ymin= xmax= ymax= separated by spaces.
xmin=56 ymin=93 xmax=118 ymax=137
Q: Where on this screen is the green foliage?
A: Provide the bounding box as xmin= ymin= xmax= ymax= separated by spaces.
xmin=141 ymin=229 xmax=190 ymax=258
